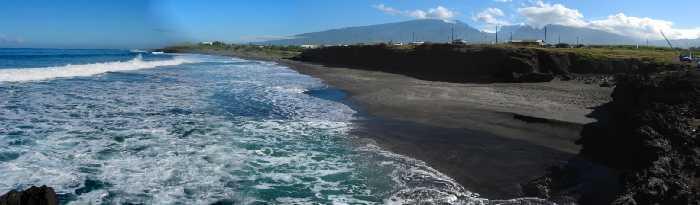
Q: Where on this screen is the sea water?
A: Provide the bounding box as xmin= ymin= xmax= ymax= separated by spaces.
xmin=0 ymin=48 xmax=545 ymax=204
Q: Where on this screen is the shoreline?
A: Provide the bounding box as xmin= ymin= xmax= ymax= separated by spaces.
xmin=187 ymin=52 xmax=613 ymax=199
xmin=280 ymin=59 xmax=611 ymax=199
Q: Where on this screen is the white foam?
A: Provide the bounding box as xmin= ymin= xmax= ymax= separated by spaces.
xmin=272 ymin=85 xmax=308 ymax=94
xmin=0 ymin=54 xmax=556 ymax=204
xmin=0 ymin=54 xmax=194 ymax=82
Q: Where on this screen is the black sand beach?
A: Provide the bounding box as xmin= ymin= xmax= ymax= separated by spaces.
xmin=279 ymin=59 xmax=613 ymax=198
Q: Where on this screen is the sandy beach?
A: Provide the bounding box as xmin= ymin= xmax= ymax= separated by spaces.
xmin=280 ymin=59 xmax=613 ymax=199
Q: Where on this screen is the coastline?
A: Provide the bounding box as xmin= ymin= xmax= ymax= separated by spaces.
xmin=280 ymin=59 xmax=611 ymax=199
xmin=184 ymin=51 xmax=613 ymax=199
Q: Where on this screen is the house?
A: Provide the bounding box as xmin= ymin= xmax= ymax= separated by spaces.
xmin=452 ymin=39 xmax=468 ymax=45
xmin=508 ymin=40 xmax=545 ymax=47
xmin=409 ymin=41 xmax=425 ymax=45
xmin=300 ymin=45 xmax=320 ymax=49
xmin=200 ymin=42 xmax=214 ymax=45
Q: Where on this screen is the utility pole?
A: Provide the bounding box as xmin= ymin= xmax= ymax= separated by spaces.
xmin=495 ymin=25 xmax=499 ymax=44
xmin=451 ymin=25 xmax=455 ymax=42
xmin=412 ymin=32 xmax=415 ymax=42
xmin=544 ymin=25 xmax=548 ymax=43
xmin=558 ymin=35 xmax=561 ymax=44
xmin=576 ymin=37 xmax=580 ymax=45
xmin=510 ymin=32 xmax=513 ymax=42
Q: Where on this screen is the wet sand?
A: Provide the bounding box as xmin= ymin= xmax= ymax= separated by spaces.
xmin=279 ymin=60 xmax=613 ymax=199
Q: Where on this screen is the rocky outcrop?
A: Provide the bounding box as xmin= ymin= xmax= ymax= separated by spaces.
xmin=0 ymin=186 xmax=59 ymax=205
xmin=523 ymin=71 xmax=700 ymax=204
xmin=293 ymin=44 xmax=686 ymax=83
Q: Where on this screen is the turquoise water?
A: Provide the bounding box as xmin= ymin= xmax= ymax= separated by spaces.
xmin=0 ymin=49 xmax=546 ymax=204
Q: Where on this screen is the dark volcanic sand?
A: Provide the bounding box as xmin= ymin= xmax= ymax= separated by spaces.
xmin=278 ymin=59 xmax=613 ymax=199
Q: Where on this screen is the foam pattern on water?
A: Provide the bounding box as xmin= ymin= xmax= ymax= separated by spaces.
xmin=0 ymin=54 xmax=551 ymax=204
xmin=0 ymin=54 xmax=195 ymax=82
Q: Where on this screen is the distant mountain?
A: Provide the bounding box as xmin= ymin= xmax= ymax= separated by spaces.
xmin=261 ymin=19 xmax=700 ymax=48
xmin=499 ymin=25 xmax=700 ymax=48
xmin=663 ymin=38 xmax=700 ymax=49
xmin=262 ymin=19 xmax=492 ymax=45
xmin=498 ymin=25 xmax=638 ymax=45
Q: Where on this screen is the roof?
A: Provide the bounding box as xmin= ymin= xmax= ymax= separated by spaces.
xmin=509 ymin=40 xmax=544 ymax=43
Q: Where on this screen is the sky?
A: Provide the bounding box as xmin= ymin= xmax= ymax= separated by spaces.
xmin=0 ymin=0 xmax=698 ymax=48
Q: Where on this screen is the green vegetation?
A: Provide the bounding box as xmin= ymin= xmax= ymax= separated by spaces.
xmin=548 ymin=46 xmax=681 ymax=64
xmin=160 ymin=42 xmax=304 ymax=60
xmin=386 ymin=43 xmax=685 ymax=64
xmin=161 ymin=41 xmax=694 ymax=67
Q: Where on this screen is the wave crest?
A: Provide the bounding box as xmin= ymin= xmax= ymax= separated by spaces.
xmin=0 ymin=54 xmax=193 ymax=82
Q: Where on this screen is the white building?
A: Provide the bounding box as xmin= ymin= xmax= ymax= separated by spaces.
xmin=508 ymin=40 xmax=545 ymax=46
xmin=300 ymin=45 xmax=320 ymax=49
xmin=452 ymin=39 xmax=468 ymax=45
xmin=200 ymin=42 xmax=214 ymax=45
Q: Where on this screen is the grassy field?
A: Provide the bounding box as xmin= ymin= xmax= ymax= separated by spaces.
xmin=390 ymin=43 xmax=687 ymax=64
xmin=549 ymin=46 xmax=681 ymax=64
xmin=161 ymin=42 xmax=693 ymax=67
xmin=159 ymin=43 xmax=304 ymax=60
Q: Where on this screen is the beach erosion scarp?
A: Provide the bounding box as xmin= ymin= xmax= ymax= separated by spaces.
xmin=524 ymin=71 xmax=700 ymax=204
xmin=293 ymin=44 xmax=691 ymax=84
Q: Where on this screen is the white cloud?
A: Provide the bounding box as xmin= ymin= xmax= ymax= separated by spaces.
xmin=517 ymin=1 xmax=587 ymax=28
xmin=374 ymin=4 xmax=402 ymax=16
xmin=425 ymin=6 xmax=457 ymax=20
xmin=515 ymin=1 xmax=700 ymax=40
xmin=474 ymin=8 xmax=509 ymax=25
xmin=374 ymin=4 xmax=457 ymax=21
xmin=473 ymin=8 xmax=510 ymax=32
xmin=0 ymin=34 xmax=24 ymax=44
xmin=375 ymin=1 xmax=700 ymax=40
xmin=589 ymin=13 xmax=700 ymax=40
xmin=494 ymin=0 xmax=512 ymax=2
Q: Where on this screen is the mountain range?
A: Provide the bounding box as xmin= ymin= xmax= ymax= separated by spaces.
xmin=262 ymin=19 xmax=699 ymax=48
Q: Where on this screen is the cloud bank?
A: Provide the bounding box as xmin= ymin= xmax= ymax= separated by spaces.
xmin=377 ymin=1 xmax=700 ymax=40
xmin=473 ymin=8 xmax=510 ymax=32
xmin=516 ymin=1 xmax=700 ymax=40
xmin=517 ymin=1 xmax=586 ymax=28
xmin=0 ymin=34 xmax=24 ymax=44
xmin=374 ymin=4 xmax=456 ymax=21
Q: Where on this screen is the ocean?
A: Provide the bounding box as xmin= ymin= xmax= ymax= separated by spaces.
xmin=0 ymin=48 xmax=545 ymax=204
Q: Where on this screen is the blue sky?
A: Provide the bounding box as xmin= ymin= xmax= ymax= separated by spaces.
xmin=1 ymin=0 xmax=698 ymax=48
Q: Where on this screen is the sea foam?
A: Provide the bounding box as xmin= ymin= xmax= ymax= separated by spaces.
xmin=0 ymin=54 xmax=193 ymax=82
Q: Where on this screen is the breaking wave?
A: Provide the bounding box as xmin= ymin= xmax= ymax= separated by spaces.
xmin=0 ymin=54 xmax=194 ymax=82
xmin=0 ymin=53 xmax=555 ymax=204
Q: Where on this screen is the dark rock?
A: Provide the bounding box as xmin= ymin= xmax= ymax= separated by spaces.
xmin=522 ymin=157 xmax=622 ymax=205
xmin=0 ymin=186 xmax=59 ymax=205
xmin=523 ymin=71 xmax=700 ymax=204
xmin=512 ymin=72 xmax=555 ymax=83
xmin=294 ymin=44 xmax=685 ymax=84
xmin=560 ymin=74 xmax=573 ymax=81
xmin=513 ymin=114 xmax=554 ymax=123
